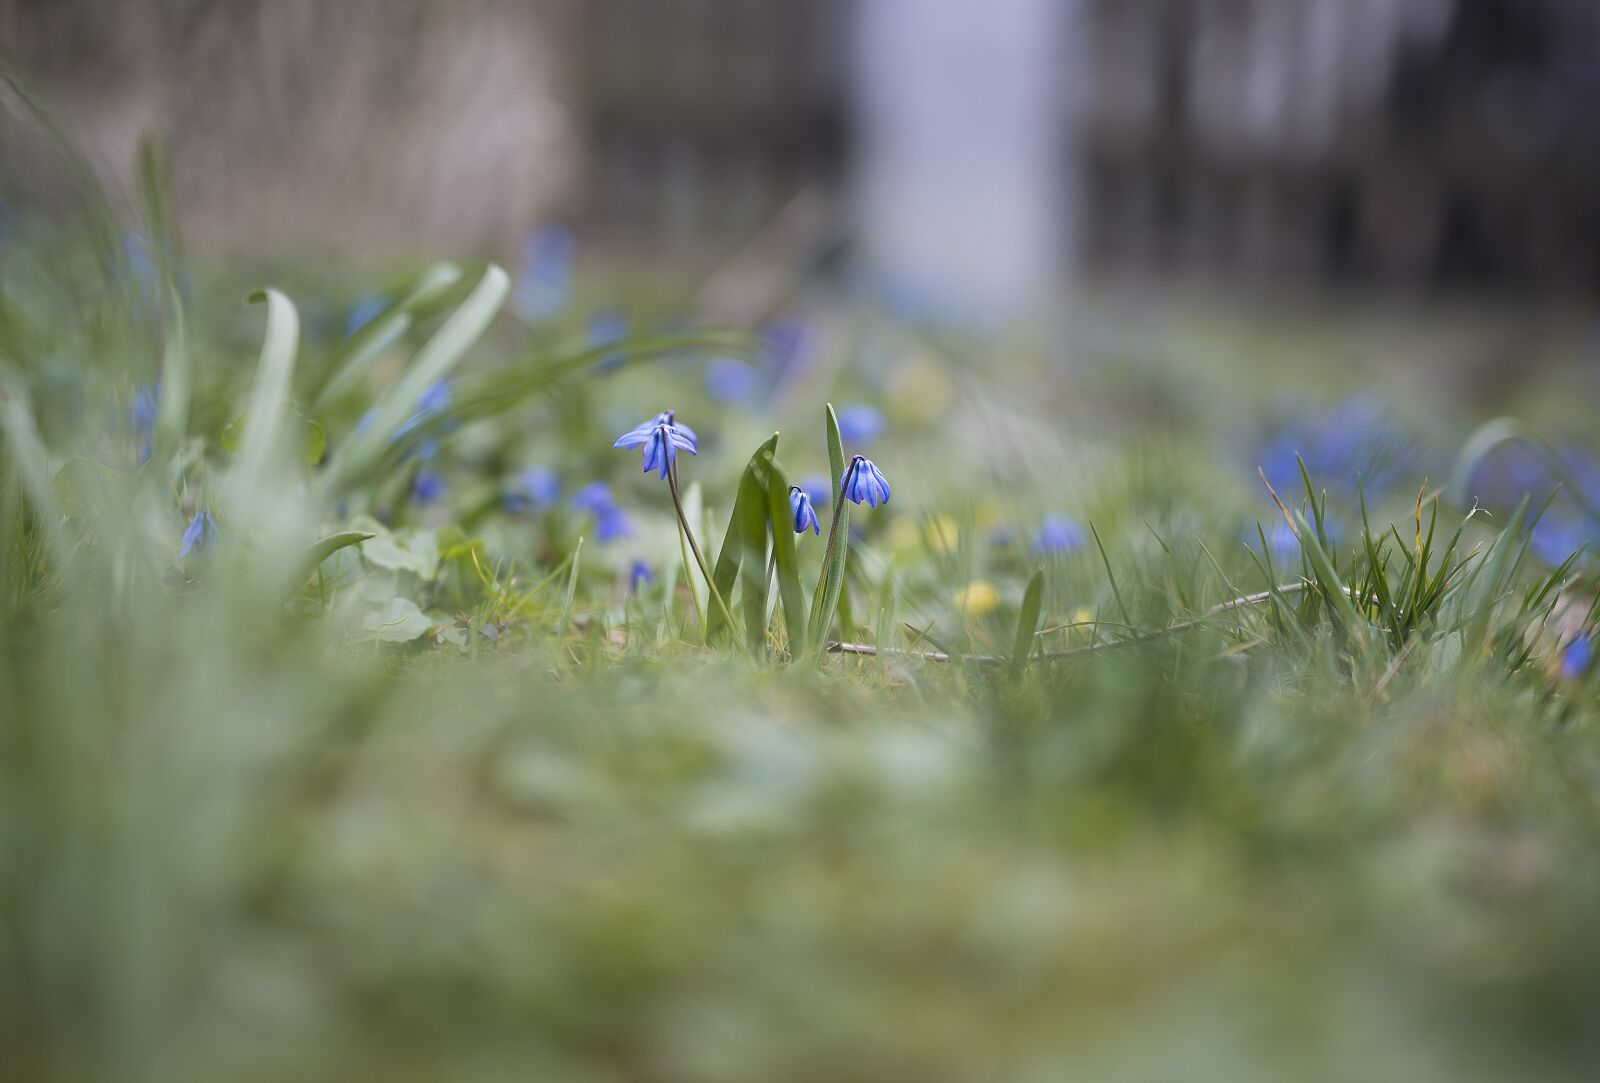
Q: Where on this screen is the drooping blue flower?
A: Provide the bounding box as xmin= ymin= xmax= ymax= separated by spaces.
xmin=504 ymin=466 xmax=560 ymax=513
xmin=789 ymin=486 xmax=820 ymax=535
xmin=841 ymin=455 xmax=891 ymax=508
xmin=179 ymin=510 xmax=217 ymax=559
xmin=705 ymin=358 xmax=759 ymax=403
xmin=1562 ymin=636 xmax=1594 ymax=681
xmin=345 ymin=292 xmax=388 ymax=336
xmin=614 ymin=410 xmax=698 ymax=479
xmin=1031 ymin=515 xmax=1084 ymax=557
xmin=589 ymin=311 xmax=629 ymax=372
xmin=837 ymin=405 xmax=886 ymax=447
xmin=411 ymin=467 xmax=447 ymax=505
xmin=513 ymin=224 xmax=574 ymax=321
xmin=629 ymin=559 xmax=653 ymax=593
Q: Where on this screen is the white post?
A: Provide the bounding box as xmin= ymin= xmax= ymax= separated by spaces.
xmin=852 ymin=0 xmax=1075 ymax=328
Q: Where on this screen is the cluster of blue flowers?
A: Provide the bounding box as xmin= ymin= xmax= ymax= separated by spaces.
xmin=1256 ymin=397 xmax=1411 ymax=499
xmin=571 ymin=482 xmax=632 ymax=542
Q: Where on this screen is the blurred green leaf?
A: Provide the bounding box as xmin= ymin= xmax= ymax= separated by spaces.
xmin=362 ymin=596 xmax=431 ymax=642
xmin=707 ymin=433 xmax=778 ymax=647
xmin=808 ymin=403 xmax=849 ymax=651
xmin=765 ymin=461 xmax=808 ymax=653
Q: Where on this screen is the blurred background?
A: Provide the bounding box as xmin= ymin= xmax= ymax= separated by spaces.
xmin=5 ymin=0 xmax=1599 ymax=324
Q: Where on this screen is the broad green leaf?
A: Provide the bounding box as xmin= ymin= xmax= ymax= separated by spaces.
xmin=52 ymin=458 xmax=124 ymax=522
xmin=362 ymin=596 xmax=432 ymax=642
xmin=707 ymin=433 xmax=779 ymax=646
xmin=765 ymin=461 xmax=808 ymax=651
xmin=808 ymin=403 xmax=849 ymax=650
xmin=355 ymin=517 xmax=440 ymax=580
xmin=1010 ymin=568 xmax=1044 ymax=680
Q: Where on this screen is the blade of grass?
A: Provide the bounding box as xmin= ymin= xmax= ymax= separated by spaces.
xmin=765 ymin=462 xmax=808 ymax=652
xmin=808 ymin=403 xmax=850 ymax=651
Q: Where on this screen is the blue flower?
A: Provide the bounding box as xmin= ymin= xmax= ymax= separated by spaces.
xmin=842 ymin=455 xmax=891 ymax=508
xmin=572 ymin=481 xmax=617 ymax=516
xmin=596 ymin=507 xmax=632 ymax=542
xmin=513 ymin=225 xmax=574 ymax=321
xmin=504 ymin=466 xmax=560 ymax=513
xmin=179 ymin=510 xmax=217 ymax=559
xmin=837 ymin=405 xmax=886 ymax=447
xmin=357 ymin=379 xmax=452 ymax=443
xmin=705 ymin=358 xmax=759 ymax=403
xmin=1530 ymin=515 xmax=1589 ymax=566
xmin=629 ymin=559 xmax=653 ymax=593
xmin=789 ymin=486 xmax=821 ymax=535
xmin=760 ymin=319 xmax=813 ymax=378
xmin=799 ymin=474 xmax=831 ymax=510
xmin=614 ymin=410 xmax=698 ymax=479
xmin=345 ymin=292 xmax=388 ymax=336
xmin=1562 ymin=636 xmax=1594 ymax=681
xmin=571 ymin=482 xmax=631 ymax=542
xmin=411 ymin=467 xmax=447 ymax=505
xmin=1031 ymin=515 xmax=1084 ymax=557
xmin=131 ymin=382 xmax=160 ymax=464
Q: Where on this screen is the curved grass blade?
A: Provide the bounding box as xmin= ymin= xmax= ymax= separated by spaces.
xmin=296 ymin=531 xmax=376 ymax=584
xmin=226 ymin=288 xmax=300 ymax=517
xmin=765 ymin=460 xmax=808 ymax=652
xmin=308 ymin=262 xmax=464 ymax=412
xmin=557 ymin=536 xmax=583 ymax=636
xmin=808 ymin=403 xmax=849 ymax=651
xmin=321 ymin=264 xmax=508 ymax=494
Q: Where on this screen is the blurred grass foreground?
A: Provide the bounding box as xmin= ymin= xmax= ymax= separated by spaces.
xmin=5 ymin=45 xmax=1600 ymax=1083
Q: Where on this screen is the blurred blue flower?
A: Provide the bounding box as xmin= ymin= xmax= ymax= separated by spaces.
xmin=572 ymin=481 xmax=617 ymax=516
xmin=705 ymin=358 xmax=759 ymax=403
xmin=629 ymin=559 xmax=653 ymax=593
xmin=789 ymin=486 xmax=820 ymax=535
xmin=837 ymin=405 xmax=886 ymax=447
xmin=571 ymin=482 xmax=631 ymax=542
xmin=799 ymin=474 xmax=831 ymax=510
xmin=1529 ymin=514 xmax=1590 ymax=566
xmin=589 ymin=311 xmax=628 ymax=372
xmin=504 ymin=466 xmax=560 ymax=514
xmin=759 ymin=319 xmax=813 ymax=379
xmin=596 ymin=507 xmax=633 ymax=542
xmin=842 ymin=456 xmax=891 ymax=508
xmin=614 ymin=411 xmax=697 ymax=479
xmin=1257 ymin=397 xmax=1409 ymax=498
xmin=1031 ymin=515 xmax=1084 ymax=557
xmin=179 ymin=510 xmax=217 ymax=559
xmin=131 ymin=382 xmax=160 ymax=464
xmin=411 ymin=467 xmax=447 ymax=505
xmin=1562 ymin=636 xmax=1594 ymax=681
xmin=345 ymin=292 xmax=388 ymax=336
xmin=357 ymin=379 xmax=452 ymax=444
xmin=514 ymin=224 xmax=574 ymax=321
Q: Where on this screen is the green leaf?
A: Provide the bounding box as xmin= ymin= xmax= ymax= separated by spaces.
xmin=354 ymin=517 xmax=440 ymax=580
xmin=226 ymin=287 xmax=300 ymax=517
xmin=299 ymin=531 xmax=376 ymax=580
xmin=52 ymin=457 xmax=125 ymax=522
xmin=707 ymin=433 xmax=779 ymax=646
xmin=363 ymin=596 xmax=432 ymax=642
xmin=808 ymin=403 xmax=849 ymax=650
xmin=765 ymin=462 xmax=808 ymax=652
xmin=1010 ymin=568 xmax=1044 ymax=680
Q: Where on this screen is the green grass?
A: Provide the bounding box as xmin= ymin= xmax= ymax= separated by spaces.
xmin=3 ymin=147 xmax=1600 ymax=1082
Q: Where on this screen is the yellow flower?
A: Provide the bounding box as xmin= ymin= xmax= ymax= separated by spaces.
xmin=923 ymin=515 xmax=959 ymax=555
xmin=954 ymin=579 xmax=999 ymax=617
